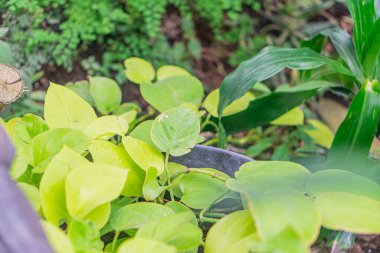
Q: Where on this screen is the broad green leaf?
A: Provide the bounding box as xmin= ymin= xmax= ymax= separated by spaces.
xmin=143 ymin=167 xmax=166 ymax=201
xmin=251 ymin=226 xmax=311 ymax=253
xmin=84 ymin=115 xmax=128 ymax=139
xmin=179 ymin=171 xmax=235 ymax=209
xmin=141 ymin=76 xmax=204 ymax=112
xmin=122 ymin=136 xmax=164 ymax=175
xmin=124 ymin=57 xmax=155 ymax=85
xmin=151 ymin=107 xmax=200 ymax=156
xmin=44 ymin=83 xmax=97 ymax=130
xmin=130 ymin=120 xmax=155 ymax=147
xmin=306 ymin=169 xmax=380 ymax=233
xmin=156 ymin=65 xmax=191 ymax=80
xmin=100 ymin=197 xmax=137 ymax=236
xmin=304 ymin=119 xmax=334 ymax=148
xmin=346 ymin=0 xmax=376 ymax=62
xmin=314 ymin=192 xmax=380 ymax=234
xmin=205 ymin=211 xmax=257 ymax=253
xmin=270 ymin=107 xmax=304 ymax=126
xmin=40 ymin=146 xmax=89 ymax=225
xmin=22 ymin=113 xmax=49 ymax=138
xmin=203 ymin=89 xmax=254 ymax=117
xmin=329 ymin=80 xmax=380 ymax=165
xmin=117 ymin=238 xmax=176 ymax=253
xmin=219 ymin=81 xmax=339 ymax=134
xmin=320 ymin=28 xmax=362 ymax=80
xmin=89 ymin=140 xmax=144 ymax=197
xmin=89 ymin=76 xmax=122 ymax=115
xmin=218 ymin=46 xmax=352 ymax=116
xmin=111 ymin=202 xmax=175 ymax=231
xmin=68 ymin=218 xmax=103 ymax=253
xmin=32 ymin=128 xmax=90 ymax=173
xmin=227 ymin=162 xmax=320 ymax=244
xmin=41 ymin=221 xmax=75 ymax=253
xmin=17 ymin=183 xmax=41 ymax=211
xmin=83 ymin=203 xmax=111 ymax=229
xmin=165 ymin=201 xmax=198 ymax=225
xmin=66 ymin=163 xmax=127 ymax=217
xmin=136 ymin=213 xmax=203 ymax=251
xmin=66 ymin=80 xmax=94 ymax=106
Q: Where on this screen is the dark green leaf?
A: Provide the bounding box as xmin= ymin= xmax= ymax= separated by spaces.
xmin=220 ymin=81 xmax=339 ymax=134
xmin=218 ymin=46 xmax=352 ymax=115
xmin=362 ymin=18 xmax=380 ymax=79
xmin=346 ymin=0 xmax=376 ymax=61
xmin=320 ymin=28 xmax=362 ymax=80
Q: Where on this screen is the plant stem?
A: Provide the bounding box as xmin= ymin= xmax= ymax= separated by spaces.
xmin=111 ymin=231 xmax=120 ymax=253
xmin=199 ymin=190 xmax=229 ymax=223
xmin=164 ymin=152 xmax=174 ymax=201
xmin=170 ymin=168 xmax=228 ymax=182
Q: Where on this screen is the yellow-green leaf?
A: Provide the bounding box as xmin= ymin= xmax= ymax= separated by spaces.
xmin=124 ymin=57 xmax=155 ymax=85
xmin=44 ymin=83 xmax=97 ymax=130
xmin=203 ymin=89 xmax=254 ymax=117
xmin=156 ymin=65 xmax=191 ymax=80
xmin=65 ymin=163 xmax=127 ymax=218
xmin=41 ymin=221 xmax=75 ymax=253
xmin=122 ymin=136 xmax=164 ymax=175
xmin=271 ymin=107 xmax=304 ymax=126
xmin=84 ymin=115 xmax=128 ymax=139
xmin=304 ymin=119 xmax=334 ymax=148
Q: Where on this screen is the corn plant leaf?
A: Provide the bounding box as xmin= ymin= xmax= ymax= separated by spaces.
xmin=111 ymin=202 xmax=175 ymax=231
xmin=89 ymin=76 xmax=122 ymax=115
xmin=218 ymin=46 xmax=352 ymax=116
xmin=362 ymin=18 xmax=380 ymax=79
xmin=44 ymin=83 xmax=97 ymax=130
xmin=329 ymin=80 xmax=380 ymax=168
xmin=65 ymin=163 xmax=127 ymax=218
xmin=320 ymin=28 xmax=363 ymax=81
xmin=346 ymin=0 xmax=376 ymax=62
xmin=151 ymin=107 xmax=200 ymax=156
xmin=124 ymin=57 xmax=155 ymax=85
xmin=219 ymin=81 xmax=339 ymax=134
xmin=205 ymin=210 xmax=257 ymax=253
xmin=117 ymin=238 xmax=176 ymax=253
xmin=141 ymin=76 xmax=204 ymax=112
xmin=136 ymin=213 xmax=203 ymax=251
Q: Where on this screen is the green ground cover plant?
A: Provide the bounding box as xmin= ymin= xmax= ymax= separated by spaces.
xmin=1 ymin=0 xmax=380 ymax=252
